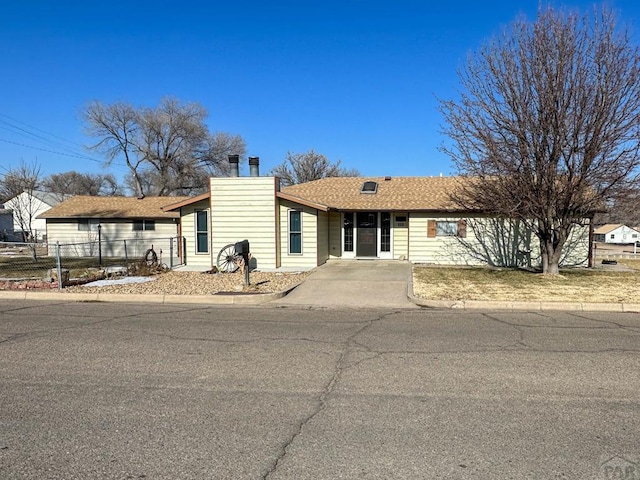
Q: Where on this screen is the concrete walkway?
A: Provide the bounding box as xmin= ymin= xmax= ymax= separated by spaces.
xmin=270 ymin=260 xmax=418 ymax=309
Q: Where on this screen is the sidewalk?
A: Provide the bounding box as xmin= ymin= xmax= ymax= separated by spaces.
xmin=0 ymin=261 xmax=638 ymax=312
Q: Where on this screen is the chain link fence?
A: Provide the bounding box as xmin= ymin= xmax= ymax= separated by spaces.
xmin=0 ymin=236 xmax=186 ymax=290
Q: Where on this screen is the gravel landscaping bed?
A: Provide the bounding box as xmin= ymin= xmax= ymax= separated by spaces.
xmin=63 ymin=270 xmax=311 ymax=296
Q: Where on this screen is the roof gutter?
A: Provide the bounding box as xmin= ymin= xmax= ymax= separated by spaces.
xmin=276 ymin=192 xmax=330 ymax=212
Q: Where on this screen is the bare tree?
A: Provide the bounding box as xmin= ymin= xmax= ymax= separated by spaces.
xmin=270 ymin=149 xmax=360 ymax=187
xmin=1 ymin=161 xmax=42 ymax=258
xmin=594 ymin=185 xmax=640 ymax=226
xmin=0 ymin=161 xmax=40 ymax=204
xmin=440 ymin=5 xmax=640 ymax=274
xmin=42 ymin=171 xmax=120 ymax=198
xmin=83 ymin=101 xmax=145 ymax=197
xmin=453 ymin=218 xmax=534 ymax=268
xmin=83 ymin=97 xmax=246 ymax=196
xmin=199 ymin=132 xmax=247 ymax=177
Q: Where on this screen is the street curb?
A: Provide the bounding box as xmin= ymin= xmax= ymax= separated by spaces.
xmin=1 ymin=278 xmax=637 ymax=312
xmin=0 ymin=284 xmax=297 ymax=305
xmin=406 ymin=272 xmax=639 ymax=312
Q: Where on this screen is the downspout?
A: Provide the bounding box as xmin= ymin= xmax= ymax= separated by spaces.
xmin=407 ymin=212 xmax=410 ymax=261
xmin=274 ymin=177 xmax=280 ymax=269
xmin=327 ymin=209 xmax=330 ymax=265
xmin=177 ymin=213 xmax=183 ymax=263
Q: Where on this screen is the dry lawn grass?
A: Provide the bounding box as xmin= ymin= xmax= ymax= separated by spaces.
xmin=413 ymin=260 xmax=640 ymax=303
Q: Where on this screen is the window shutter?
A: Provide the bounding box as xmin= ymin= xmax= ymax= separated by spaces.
xmin=427 ymin=220 xmax=436 ymax=238
xmin=457 ymin=219 xmax=467 ymax=238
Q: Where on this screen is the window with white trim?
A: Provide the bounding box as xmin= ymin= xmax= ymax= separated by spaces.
xmin=288 ymin=210 xmax=302 ymax=254
xmin=381 ymin=212 xmax=391 ymax=252
xmin=344 ymin=212 xmax=354 ymax=252
xmin=427 ymin=219 xmax=467 ymax=238
xmin=195 ymin=210 xmax=209 ymax=254
xmin=436 ymin=221 xmax=458 ymax=236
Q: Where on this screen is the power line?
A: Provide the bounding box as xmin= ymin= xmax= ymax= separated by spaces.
xmin=0 ymin=137 xmax=126 ymax=167
xmin=0 ymin=112 xmax=129 ymax=169
xmin=0 ymin=112 xmax=86 ymax=149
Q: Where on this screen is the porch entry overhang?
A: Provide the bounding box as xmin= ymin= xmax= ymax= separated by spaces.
xmin=341 ymin=211 xmax=396 ymax=259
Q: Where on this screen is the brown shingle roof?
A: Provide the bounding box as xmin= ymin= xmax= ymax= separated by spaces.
xmin=594 ymin=223 xmax=640 ymax=235
xmin=594 ymin=224 xmax=623 ymax=235
xmin=38 ymin=196 xmax=189 ymax=219
xmin=279 ymin=176 xmax=469 ymax=211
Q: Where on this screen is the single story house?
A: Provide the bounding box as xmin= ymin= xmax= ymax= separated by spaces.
xmin=163 ymin=158 xmax=591 ymax=271
xmin=594 ymin=224 xmax=640 ymax=244
xmin=39 ymin=195 xmax=188 ymax=261
xmin=4 ymin=190 xmax=69 ymax=241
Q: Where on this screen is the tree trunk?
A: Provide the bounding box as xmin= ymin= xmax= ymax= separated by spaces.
xmin=541 ymin=251 xmax=560 ymax=274
xmin=132 ymin=170 xmax=145 ymax=198
xmin=539 ymin=233 xmax=566 ymax=275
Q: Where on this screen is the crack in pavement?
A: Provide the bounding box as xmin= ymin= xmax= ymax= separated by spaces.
xmin=483 ymin=313 xmax=532 ymax=349
xmin=0 ymin=301 xmax=73 ymax=314
xmin=567 ymin=312 xmax=640 ymax=333
xmin=0 ymin=332 xmax=30 ymax=345
xmin=0 ymin=306 xmax=218 ymax=345
xmin=106 ymin=327 xmax=343 ymax=347
xmin=261 ymin=311 xmax=398 ymax=479
xmin=483 ymin=312 xmax=640 ymax=354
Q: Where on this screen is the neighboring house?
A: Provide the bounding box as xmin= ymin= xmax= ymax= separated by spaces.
xmin=594 ymin=224 xmax=640 ymax=244
xmin=163 ymin=158 xmax=591 ymax=271
xmin=39 ymin=196 xmax=188 ymax=259
xmin=0 ymin=206 xmax=13 ymax=240
xmin=3 ymin=190 xmax=68 ymax=241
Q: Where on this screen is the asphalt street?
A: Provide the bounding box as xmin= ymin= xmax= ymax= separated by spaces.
xmin=0 ymin=300 xmax=639 ymax=479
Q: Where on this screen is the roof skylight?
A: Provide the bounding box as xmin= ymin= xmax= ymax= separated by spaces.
xmin=361 ymin=181 xmax=378 ymax=194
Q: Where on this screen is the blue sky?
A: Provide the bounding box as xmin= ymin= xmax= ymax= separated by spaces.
xmin=2 ymin=0 xmax=640 ymax=187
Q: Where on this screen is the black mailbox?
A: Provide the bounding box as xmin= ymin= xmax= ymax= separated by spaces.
xmin=234 ymin=240 xmax=251 ymax=286
xmin=234 ymin=240 xmax=250 ymax=255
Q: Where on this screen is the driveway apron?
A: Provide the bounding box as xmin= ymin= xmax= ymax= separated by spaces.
xmin=271 ymin=260 xmax=418 ymax=308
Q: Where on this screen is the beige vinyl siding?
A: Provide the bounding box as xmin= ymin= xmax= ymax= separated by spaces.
xmin=180 ymin=199 xmax=212 ymax=270
xmin=278 ymin=199 xmax=319 ymax=270
xmin=409 ymin=214 xmax=461 ymax=264
xmin=210 ymin=177 xmax=278 ymax=270
xmin=409 ymin=214 xmax=590 ymax=267
xmin=317 ymin=210 xmax=329 ymax=266
xmin=46 ymin=219 xmax=179 ymax=259
xmin=410 ymin=214 xmax=525 ymax=265
xmin=393 ymin=213 xmax=409 ymax=259
xmin=558 ymin=223 xmax=590 ymax=267
xmin=328 ymin=211 xmax=342 ymax=259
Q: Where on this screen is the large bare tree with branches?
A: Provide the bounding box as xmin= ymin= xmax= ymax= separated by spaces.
xmin=0 ymin=161 xmax=42 ymax=257
xmin=41 ymin=171 xmax=120 ymax=198
xmin=83 ymin=97 xmax=246 ymax=196
xmin=440 ymin=5 xmax=640 ymax=274
xmin=270 ymin=149 xmax=359 ymax=187
xmin=0 ymin=161 xmax=41 ymax=204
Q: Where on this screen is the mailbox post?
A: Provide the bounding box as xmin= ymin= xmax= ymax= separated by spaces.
xmin=234 ymin=240 xmax=250 ymax=286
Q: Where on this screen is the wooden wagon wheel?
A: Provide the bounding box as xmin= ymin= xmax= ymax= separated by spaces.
xmin=216 ymin=243 xmax=241 ymax=273
xmin=144 ymin=247 xmax=158 ymax=267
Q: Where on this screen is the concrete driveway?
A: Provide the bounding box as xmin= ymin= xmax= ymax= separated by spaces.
xmin=271 ymin=260 xmax=418 ymax=308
